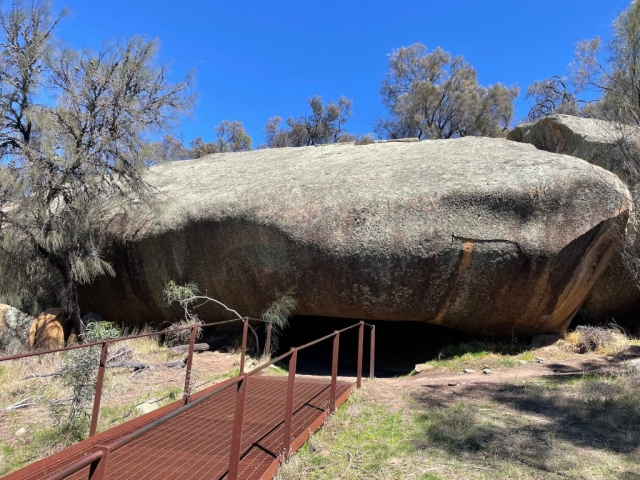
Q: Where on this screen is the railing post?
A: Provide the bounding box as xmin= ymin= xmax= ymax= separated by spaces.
xmin=90 ymin=341 xmax=109 ymax=437
xmin=239 ymin=318 xmax=249 ymax=374
xmin=264 ymin=322 xmax=272 ymax=358
xmin=330 ymin=332 xmax=339 ymax=412
xmin=227 ymin=374 xmax=248 ymax=480
xmin=370 ymin=325 xmax=376 ymax=379
xmin=89 ymin=446 xmax=110 ymax=479
xmin=357 ymin=321 xmax=364 ymax=388
xmin=282 ymin=348 xmax=298 ymax=460
xmin=183 ymin=326 xmax=197 ymax=404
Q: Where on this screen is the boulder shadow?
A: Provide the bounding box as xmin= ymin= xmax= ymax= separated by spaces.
xmin=411 ymin=368 xmax=640 ymax=476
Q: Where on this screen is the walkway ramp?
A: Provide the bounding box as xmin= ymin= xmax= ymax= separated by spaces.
xmin=6 ymin=376 xmax=352 ymax=480
xmin=1 ymin=319 xmax=374 ymax=480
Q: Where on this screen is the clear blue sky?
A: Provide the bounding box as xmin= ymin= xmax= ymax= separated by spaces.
xmin=52 ymin=0 xmax=631 ymax=146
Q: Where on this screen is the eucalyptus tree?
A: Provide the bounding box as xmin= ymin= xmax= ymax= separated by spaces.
xmin=0 ymin=1 xmax=193 ymax=336
xmin=525 ymin=76 xmax=580 ymax=121
xmin=264 ymin=95 xmax=354 ymax=148
xmin=158 ymin=120 xmax=252 ymax=160
xmin=571 ymin=1 xmax=640 ymax=126
xmin=377 ymin=43 xmax=518 ymax=140
xmin=568 ymin=1 xmax=640 ymax=285
xmin=215 ymin=120 xmax=252 ymax=152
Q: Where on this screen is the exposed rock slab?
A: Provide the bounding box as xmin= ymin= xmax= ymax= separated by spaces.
xmin=29 ymin=308 xmax=66 ymax=350
xmin=509 ymin=114 xmax=640 ymax=322
xmin=0 ymin=304 xmax=35 ymax=353
xmin=79 ymin=137 xmax=630 ymax=337
xmin=507 ymin=114 xmax=638 ymax=180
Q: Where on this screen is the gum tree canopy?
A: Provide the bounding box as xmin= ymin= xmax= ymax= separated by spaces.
xmin=0 ymin=1 xmax=193 ymax=337
xmin=377 ymin=43 xmax=519 ymax=140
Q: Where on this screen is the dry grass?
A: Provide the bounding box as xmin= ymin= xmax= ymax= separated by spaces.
xmin=0 ymin=330 xmax=248 ymax=476
xmin=278 ymin=366 xmax=640 ymax=479
xmin=279 ymin=328 xmax=640 ymax=480
xmin=414 ymin=325 xmax=638 ymax=376
xmin=564 ymin=325 xmax=631 ymax=355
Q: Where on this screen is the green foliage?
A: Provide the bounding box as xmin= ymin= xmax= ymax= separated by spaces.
xmin=264 ymin=96 xmax=354 ymax=147
xmin=377 ymin=43 xmax=519 ymax=140
xmin=164 ymin=280 xmax=200 ymax=305
xmin=215 ymin=120 xmax=253 ymax=152
xmin=163 ymin=280 xmax=296 ymax=356
xmin=526 ymin=75 xmax=580 ymax=121
xmin=162 ymin=280 xmax=203 ymax=345
xmin=49 ymin=321 xmax=121 ymax=441
xmin=569 ymin=2 xmax=640 ymax=125
xmin=0 ymin=1 xmax=193 ymax=332
xmin=261 ymin=292 xmax=297 ymax=353
xmin=355 ymin=134 xmax=375 ymax=145
xmin=157 ymin=120 xmax=252 ymax=161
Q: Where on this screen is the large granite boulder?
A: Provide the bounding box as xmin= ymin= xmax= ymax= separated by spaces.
xmin=0 ymin=304 xmax=35 ymax=353
xmin=508 ymin=115 xmax=640 ymax=322
xmin=78 ymin=137 xmax=631 ymax=337
xmin=507 ymin=114 xmax=637 ymax=180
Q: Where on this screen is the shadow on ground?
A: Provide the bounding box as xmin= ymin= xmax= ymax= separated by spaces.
xmin=274 ymin=316 xmax=547 ymax=377
xmin=411 ymin=361 xmax=640 ymax=479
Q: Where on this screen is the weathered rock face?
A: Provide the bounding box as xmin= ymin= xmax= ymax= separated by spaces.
xmin=29 ymin=308 xmax=66 ymax=350
xmin=508 ymin=115 xmax=640 ymax=322
xmin=79 ymin=137 xmax=631 ymax=337
xmin=0 ymin=304 xmax=35 ymax=353
xmin=507 ymin=114 xmax=638 ymax=180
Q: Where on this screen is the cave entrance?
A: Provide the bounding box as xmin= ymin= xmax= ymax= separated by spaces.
xmin=274 ymin=316 xmax=470 ymax=377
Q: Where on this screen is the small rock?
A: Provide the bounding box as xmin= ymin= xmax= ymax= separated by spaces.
xmin=463 ymin=368 xmax=475 ymax=374
xmin=447 ymin=382 xmax=457 ymax=387
xmin=483 ymin=368 xmax=492 ymax=375
xmin=536 ymin=357 xmax=545 ymax=363
xmin=15 ymin=427 xmax=26 ymax=436
xmin=135 ymin=402 xmax=159 ymax=415
xmin=415 ymin=363 xmax=435 ymax=373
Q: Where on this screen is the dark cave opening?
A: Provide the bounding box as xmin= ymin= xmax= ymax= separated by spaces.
xmin=273 ymin=316 xmax=472 ymax=377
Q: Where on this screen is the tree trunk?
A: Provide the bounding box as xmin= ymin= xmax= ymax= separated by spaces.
xmin=49 ymin=256 xmax=85 ymax=340
xmin=68 ymin=280 xmax=84 ymax=340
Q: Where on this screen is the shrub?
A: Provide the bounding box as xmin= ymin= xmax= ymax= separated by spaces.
xmin=571 ymin=325 xmax=628 ymax=354
xmin=49 ymin=321 xmax=120 ymax=441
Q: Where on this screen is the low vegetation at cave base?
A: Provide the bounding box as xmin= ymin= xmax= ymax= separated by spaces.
xmin=277 ymin=327 xmax=640 ymax=480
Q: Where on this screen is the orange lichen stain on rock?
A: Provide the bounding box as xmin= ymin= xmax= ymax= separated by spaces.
xmin=29 ymin=308 xmax=65 ymax=350
xmin=544 ymin=220 xmax=622 ymax=334
xmin=432 ymin=239 xmax=476 ymax=324
xmin=458 ymin=240 xmax=476 ymax=271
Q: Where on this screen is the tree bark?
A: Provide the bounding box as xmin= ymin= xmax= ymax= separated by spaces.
xmin=49 ymin=257 xmax=85 ymax=340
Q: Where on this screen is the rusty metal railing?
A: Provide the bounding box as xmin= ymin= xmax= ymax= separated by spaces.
xmin=1 ymin=319 xmax=375 ymax=480
xmin=0 ymin=317 xmax=270 ymax=437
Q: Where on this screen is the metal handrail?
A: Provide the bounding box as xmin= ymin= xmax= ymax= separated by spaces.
xmin=32 ymin=319 xmax=376 ymax=480
xmin=44 ymin=450 xmax=103 ymax=480
xmin=0 ymin=317 xmax=268 ymax=363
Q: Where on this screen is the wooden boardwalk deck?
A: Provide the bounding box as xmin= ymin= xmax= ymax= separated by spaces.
xmin=5 ymin=376 xmax=353 ymax=480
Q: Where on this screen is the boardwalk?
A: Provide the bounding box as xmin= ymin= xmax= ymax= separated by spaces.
xmin=5 ymin=376 xmax=352 ymax=480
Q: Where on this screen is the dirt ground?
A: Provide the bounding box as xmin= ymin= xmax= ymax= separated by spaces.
xmin=279 ymin=343 xmax=640 ymax=480
xmin=372 ymin=350 xmax=638 ymax=406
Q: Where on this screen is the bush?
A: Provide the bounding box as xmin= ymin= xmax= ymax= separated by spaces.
xmin=49 ymin=321 xmax=120 ymax=441
xmin=570 ymin=325 xmax=628 ymax=354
